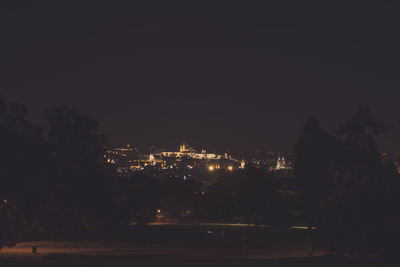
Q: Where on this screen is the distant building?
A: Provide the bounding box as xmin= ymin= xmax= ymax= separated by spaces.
xmin=274 ymin=156 xmax=291 ymax=170
xmin=106 ymin=143 xmax=240 ymax=179
xmin=160 ymin=143 xmax=222 ymax=160
xmin=179 ymin=143 xmax=196 ymax=153
xmin=240 ymin=159 xmax=246 ymax=169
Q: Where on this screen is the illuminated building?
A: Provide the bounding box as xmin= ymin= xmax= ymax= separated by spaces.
xmin=179 ymin=143 xmax=196 ymax=153
xmin=159 ymin=143 xmax=222 ymax=160
xmin=106 ymin=143 xmax=241 ymax=178
xmin=240 ymin=159 xmax=246 ymax=169
xmin=274 ymin=156 xmax=292 ymax=171
xmin=275 ymin=156 xmax=284 ymax=169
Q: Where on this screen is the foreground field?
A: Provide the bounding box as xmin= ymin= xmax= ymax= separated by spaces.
xmin=0 ymin=224 xmax=388 ymax=266
xmin=1 ymin=242 xmax=325 ymax=266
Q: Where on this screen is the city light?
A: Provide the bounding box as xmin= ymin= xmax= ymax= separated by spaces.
xmin=105 ymin=142 xmax=293 ymax=177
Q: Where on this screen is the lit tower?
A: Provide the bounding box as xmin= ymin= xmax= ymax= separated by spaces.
xmin=275 ymin=156 xmax=286 ymax=170
xmin=240 ymin=159 xmax=246 ymax=169
xmin=180 ymin=143 xmax=187 ymax=152
xmin=276 ymin=157 xmax=281 ymax=169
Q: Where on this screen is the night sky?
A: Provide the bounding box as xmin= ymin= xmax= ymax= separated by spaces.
xmin=1 ymin=2 xmax=400 ymax=152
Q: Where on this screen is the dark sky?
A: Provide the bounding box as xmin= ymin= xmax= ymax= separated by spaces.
xmin=1 ymin=2 xmax=400 ymax=152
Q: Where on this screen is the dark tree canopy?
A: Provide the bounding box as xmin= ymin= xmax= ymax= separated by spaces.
xmin=0 ymin=97 xmax=44 ymax=246
xmin=293 ymin=117 xmax=341 ymax=228
xmin=115 ymin=173 xmax=162 ymax=225
xmin=0 ymin=98 xmax=114 ymax=241
xmin=206 ymin=166 xmax=283 ymax=225
xmin=294 ymin=106 xmax=400 ymax=258
xmin=41 ymin=106 xmax=112 ymax=238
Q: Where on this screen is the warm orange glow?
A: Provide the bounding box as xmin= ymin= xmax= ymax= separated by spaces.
xmin=227 ymin=165 xmax=233 ymax=171
xmin=208 ymin=165 xmax=215 ymax=171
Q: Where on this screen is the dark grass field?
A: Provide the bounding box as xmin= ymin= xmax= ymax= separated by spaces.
xmin=0 ymin=224 xmax=393 ymax=266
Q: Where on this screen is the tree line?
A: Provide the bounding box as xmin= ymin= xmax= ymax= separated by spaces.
xmin=0 ymin=96 xmax=399 ymax=260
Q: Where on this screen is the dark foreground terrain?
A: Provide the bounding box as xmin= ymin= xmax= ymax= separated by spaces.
xmin=0 ymin=224 xmax=391 ymax=266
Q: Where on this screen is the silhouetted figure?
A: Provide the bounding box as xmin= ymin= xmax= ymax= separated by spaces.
xmin=32 ymin=244 xmax=37 ymax=255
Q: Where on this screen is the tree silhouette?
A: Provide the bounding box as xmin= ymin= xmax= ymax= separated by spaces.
xmin=325 ymin=106 xmax=393 ymax=256
xmin=160 ymin=179 xmax=202 ymax=221
xmin=41 ymin=106 xmax=112 ymax=238
xmin=293 ymin=117 xmax=341 ymax=230
xmin=115 ymin=173 xmax=162 ymax=225
xmin=206 ymin=167 xmax=281 ymax=225
xmin=294 ymin=106 xmax=400 ymax=259
xmin=0 ymin=97 xmax=43 ymax=245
